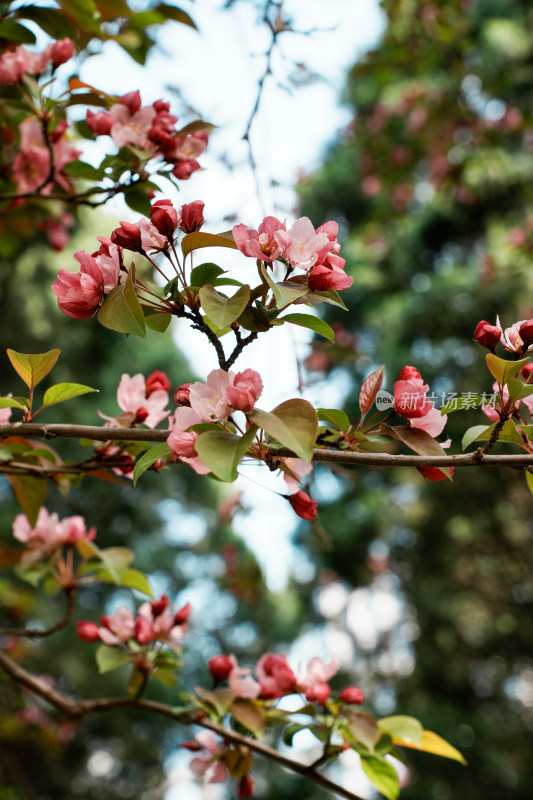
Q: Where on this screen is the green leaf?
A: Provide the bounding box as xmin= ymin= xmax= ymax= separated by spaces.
xmin=279 ymin=313 xmax=335 ymax=342
xmin=96 ymin=644 xmax=132 ymax=674
xmin=307 ymin=288 xmax=349 ymax=311
xmin=0 ymin=396 xmax=28 ymax=410
xmin=462 ymin=419 xmax=524 ymax=450
xmin=194 ymin=686 xmax=234 ymax=717
xmin=8 ymin=475 xmax=47 ymax=525
xmin=42 ymin=382 xmax=98 ymax=410
xmin=486 ymin=353 xmax=530 ymax=385
xmin=181 ymin=231 xmax=238 ymax=258
xmin=190 ymin=262 xmax=225 ymax=288
xmin=133 ymin=443 xmax=171 ymax=485
xmin=98 ymin=266 xmax=146 ymax=338
xmin=250 ymin=399 xmax=318 ymax=461
xmin=378 ymin=716 xmax=423 ymax=746
xmin=230 ymin=698 xmax=265 ymax=737
xmin=361 ymin=755 xmax=400 ymax=800
xmin=124 ymin=186 xmax=152 ymax=216
xmin=282 ymin=722 xmax=307 ymax=746
xmin=13 ymin=6 xmax=77 ymax=39
xmin=526 ymin=471 xmax=533 ymax=494
xmin=198 ymin=284 xmax=251 ymax=329
xmin=63 ymin=160 xmax=103 ymax=180
xmin=155 ymin=3 xmax=196 ymax=28
xmin=462 ymin=424 xmax=492 ymax=451
xmin=7 ymin=349 xmax=60 ymax=390
xmin=259 ymin=264 xmax=309 ymax=308
xmin=145 ymin=312 xmax=171 ymax=332
xmin=236 ymin=306 xmax=272 ymax=332
xmin=194 ymin=425 xmax=258 ymax=482
xmin=0 ymin=21 xmax=36 ymax=43
xmin=152 ymin=666 xmax=178 ymax=687
xmin=317 ymin=407 xmax=351 ymax=432
xmin=507 ymin=377 xmax=533 ymax=402
xmin=118 ymin=568 xmax=153 ymax=596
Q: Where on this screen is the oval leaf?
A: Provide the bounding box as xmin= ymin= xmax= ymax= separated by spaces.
xmin=133 ymin=443 xmax=171 ymax=485
xmin=360 ymin=756 xmax=400 ymax=800
xmin=259 ymin=264 xmax=309 ymax=308
xmin=199 ymin=284 xmax=251 ymax=329
xmin=181 ymin=231 xmax=238 ymax=258
xmin=486 ymin=353 xmax=530 ymax=385
xmin=250 ymin=399 xmax=318 ymax=462
xmin=378 ymin=715 xmax=423 ymax=746
xmin=317 ymin=407 xmax=351 ymax=432
xmin=7 ymin=349 xmax=60 ymax=390
xmin=96 ymin=644 xmax=132 ymax=674
xmin=345 ymin=709 xmax=382 ymax=752
xmin=194 ymin=425 xmax=258 ymax=482
xmin=190 ymin=262 xmax=226 ymax=288
xmin=360 ymin=366 xmax=385 ymax=417
xmin=280 ymin=313 xmax=335 ymax=342
xmin=392 ymin=729 xmax=466 ymax=765
xmin=98 ymin=266 xmax=146 ymax=338
xmin=42 ymin=382 xmax=98 ymax=409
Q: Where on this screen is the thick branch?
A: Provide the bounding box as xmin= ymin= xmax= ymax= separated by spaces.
xmin=1 ymin=423 xmax=533 ymax=468
xmin=0 ymin=649 xmax=365 ymax=800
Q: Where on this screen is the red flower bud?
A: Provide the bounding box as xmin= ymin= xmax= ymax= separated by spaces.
xmin=398 ymin=365 xmax=421 ymax=380
xmin=417 ymin=466 xmax=454 ymax=482
xmin=120 ymin=90 xmax=141 ymax=114
xmin=519 ymin=319 xmax=533 ymax=348
xmin=174 ymin=602 xmax=192 ymax=625
xmin=76 ymin=621 xmax=100 ymax=642
xmin=150 ymin=200 xmax=178 ymax=239
xmin=238 ymin=775 xmax=256 ymax=798
xmin=521 ymin=363 xmax=533 ymax=381
xmin=134 ymin=407 xmax=149 ymax=424
xmin=287 ymin=490 xmax=318 ymax=520
xmin=339 ymin=686 xmax=365 ymax=705
xmin=172 ymin=159 xmax=201 ymax=180
xmin=179 ymin=201 xmax=205 ymax=233
xmin=305 ymin=683 xmax=331 ymax=704
xmin=174 ymin=383 xmax=191 ymax=405
xmin=474 ymin=320 xmax=502 ymax=351
xmin=134 ymin=617 xmax=154 ymax=644
xmin=208 ymin=654 xmax=234 ymax=682
xmin=49 ymin=38 xmax=75 ymax=68
xmin=150 ymin=594 xmax=169 ymax=617
xmin=145 ymin=370 xmax=171 ymax=396
xmin=111 ymin=221 xmax=144 ymax=252
xmin=86 ymin=109 xmax=114 ymax=135
xmin=153 ymin=99 xmax=171 ymax=114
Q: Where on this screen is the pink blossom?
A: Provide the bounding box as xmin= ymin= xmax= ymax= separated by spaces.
xmin=189 ymin=369 xmax=235 ymax=421
xmin=0 ymin=399 xmax=12 ymax=424
xmin=410 ymin=406 xmax=448 ymax=437
xmin=274 ymin=217 xmax=330 ymax=270
xmin=0 ymin=50 xmax=27 ymax=83
xmin=280 ymin=457 xmax=313 ymax=495
xmin=109 ymin=102 xmax=157 ymax=149
xmin=138 ymin=218 xmax=167 ymax=251
xmin=255 ymin=653 xmax=297 ymax=699
xmin=12 ymin=117 xmax=80 ymax=194
xmin=172 ymin=159 xmax=201 ymax=180
xmin=499 ymin=317 xmax=532 ymax=353
xmin=168 ymin=407 xmax=210 ymax=475
xmin=297 ymin=656 xmax=339 ymax=688
xmin=98 ymin=607 xmax=136 ymax=645
xmin=308 ymin=260 xmax=353 ymax=291
xmin=136 ymin=596 xmax=190 ymax=646
xmin=188 ymin=731 xmax=227 ymax=784
xmin=116 ymin=373 xmax=170 ymax=428
xmin=172 ymin=130 xmax=208 ymax=161
xmin=394 ymin=377 xmax=433 ymax=419
xmin=52 ymin=252 xmax=105 ymax=319
xmin=226 ymin=369 xmax=263 ymax=412
xmin=232 ymin=216 xmax=286 ymax=262
xmin=13 ymin=508 xmax=95 ymax=558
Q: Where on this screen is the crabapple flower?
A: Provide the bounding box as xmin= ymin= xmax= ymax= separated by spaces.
xmin=232 ymin=216 xmax=286 ymax=262
xmin=49 ymin=38 xmax=76 ymax=68
xmin=52 ymin=247 xmax=120 ymax=319
xmin=225 ymin=369 xmax=263 ymax=412
xmin=499 ymin=317 xmax=533 ymax=353
xmin=474 ymin=319 xmax=502 ymax=351
xmin=255 ymin=653 xmax=297 ymax=699
xmin=145 ymin=370 xmax=171 ymax=395
xmin=136 ymin=595 xmax=191 ymax=647
xmin=13 ymin=508 xmax=95 ymax=559
xmin=394 ymin=374 xmax=432 ymax=418
xmin=189 ymin=370 xmax=235 ymax=421
xmin=150 ymin=199 xmax=178 ymax=238
xmin=0 ymin=401 xmax=12 ymax=424
xmin=116 ymin=373 xmax=170 ymax=428
xmin=280 ymin=457 xmax=313 ymax=495
xmin=208 ymin=654 xmax=235 ymax=682
xmin=274 ymin=217 xmax=330 ymax=270
xmin=187 ymin=731 xmax=227 ymax=784
xmin=409 ymin=406 xmax=447 ymax=437
xmin=297 ymin=656 xmax=339 ymax=688
xmin=86 ymin=109 xmax=114 ymax=135
xmin=179 ymin=200 xmax=205 ymax=233
xmin=168 ymin=406 xmax=210 ymax=475
xmin=94 ymin=607 xmax=136 ymax=645
xmin=13 ymin=117 xmax=81 ymax=194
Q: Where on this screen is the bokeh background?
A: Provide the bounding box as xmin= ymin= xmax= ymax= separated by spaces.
xmin=1 ymin=1 xmax=533 ymax=799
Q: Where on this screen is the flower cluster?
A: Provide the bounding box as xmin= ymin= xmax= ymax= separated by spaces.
xmin=52 ymin=241 xmax=122 ymax=319
xmin=393 ymin=365 xmax=447 ymax=438
xmin=168 ymin=369 xmax=263 ymax=474
xmin=474 ymin=316 xmax=533 ymax=354
xmin=76 ymin=595 xmax=191 ymax=650
xmin=0 ymin=39 xmax=75 ymax=84
xmin=103 ymin=371 xmax=171 ymax=429
xmin=13 ymin=508 xmax=95 ymax=561
xmin=86 ymin=90 xmax=208 ymax=180
xmin=233 ymin=216 xmax=353 ymax=291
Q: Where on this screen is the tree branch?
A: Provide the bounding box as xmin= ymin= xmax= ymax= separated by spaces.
xmin=0 ymin=648 xmax=365 ymax=800
xmin=1 ymin=422 xmax=533 ymax=468
xmin=0 ymin=590 xmax=75 ymax=638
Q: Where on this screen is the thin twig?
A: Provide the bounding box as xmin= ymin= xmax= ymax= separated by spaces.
xmin=0 ymin=590 xmax=75 ymax=638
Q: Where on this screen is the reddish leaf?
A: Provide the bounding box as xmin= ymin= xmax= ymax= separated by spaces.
xmin=359 ymin=365 xmax=385 ymax=418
